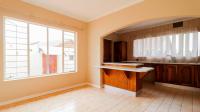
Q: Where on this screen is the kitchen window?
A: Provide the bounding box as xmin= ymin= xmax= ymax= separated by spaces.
xmin=4 ymin=17 xmax=77 ymax=80
xmin=133 ymin=31 xmax=200 ymax=58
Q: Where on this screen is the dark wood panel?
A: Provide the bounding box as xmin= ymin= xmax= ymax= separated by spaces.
xmin=114 ymin=41 xmax=127 ymax=62
xmin=178 ymin=65 xmax=195 ymax=87
xmin=196 ymin=66 xmax=200 ymax=88
xmin=164 ymin=65 xmax=178 ymax=84
xmin=154 ymin=64 xmax=164 ymax=82
xmin=103 ymin=39 xmax=112 ymax=62
xmin=143 ymin=63 xmax=199 ymax=88
xmin=143 ymin=64 xmax=155 ymax=82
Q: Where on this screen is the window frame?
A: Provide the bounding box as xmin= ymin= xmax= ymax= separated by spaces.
xmin=3 ymin=16 xmax=77 ymax=81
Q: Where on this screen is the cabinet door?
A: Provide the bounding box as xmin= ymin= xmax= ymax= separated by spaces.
xmin=114 ymin=41 xmax=127 ymax=62
xmin=196 ymin=66 xmax=200 ymax=88
xmin=143 ymin=64 xmax=164 ymax=82
xmin=193 ymin=66 xmax=200 ymax=88
xmin=121 ymin=42 xmax=127 ymax=61
xmin=164 ymin=65 xmax=178 ymax=84
xmin=154 ymin=64 xmax=164 ymax=82
xmin=103 ymin=39 xmax=112 ymax=62
xmin=114 ymin=42 xmax=120 ymax=62
xmin=143 ymin=64 xmax=155 ymax=82
xmin=178 ymin=65 xmax=194 ymax=87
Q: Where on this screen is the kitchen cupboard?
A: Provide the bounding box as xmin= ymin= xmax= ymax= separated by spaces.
xmin=164 ymin=65 xmax=178 ymax=84
xmin=144 ymin=64 xmax=164 ymax=82
xmin=114 ymin=41 xmax=127 ymax=62
xmin=154 ymin=64 xmax=164 ymax=82
xmin=103 ymin=39 xmax=112 ymax=62
xmin=144 ymin=63 xmax=199 ymax=88
xmin=196 ymin=66 xmax=200 ymax=88
xmin=178 ymin=65 xmax=195 ymax=87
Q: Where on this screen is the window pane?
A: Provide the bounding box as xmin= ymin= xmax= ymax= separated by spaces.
xmin=48 ymin=28 xmax=63 ymax=74
xmin=29 ymin=24 xmax=47 ymax=76
xmin=133 ymin=32 xmax=200 ymax=58
xmin=64 ymin=31 xmax=76 ymax=72
xmin=189 ymin=33 xmax=193 ymax=52
xmin=4 ymin=18 xmax=28 ymax=80
xmin=4 ymin=18 xmax=77 ymax=80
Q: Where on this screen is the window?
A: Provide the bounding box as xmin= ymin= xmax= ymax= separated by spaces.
xmin=4 ymin=17 xmax=77 ymax=80
xmin=133 ymin=32 xmax=200 ymax=58
xmin=48 ymin=28 xmax=63 ymax=74
xmin=29 ymin=24 xmax=47 ymax=76
xmin=64 ymin=32 xmax=76 ymax=72
xmin=4 ymin=18 xmax=28 ymax=79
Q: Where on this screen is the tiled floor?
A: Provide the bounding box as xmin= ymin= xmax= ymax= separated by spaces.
xmin=0 ymin=84 xmax=200 ymax=112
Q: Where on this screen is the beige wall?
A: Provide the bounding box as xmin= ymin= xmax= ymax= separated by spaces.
xmin=0 ymin=0 xmax=88 ymax=102
xmin=87 ymin=0 xmax=200 ymax=86
xmin=1 ymin=0 xmax=200 ymax=104
xmin=118 ymin=18 xmax=200 ymax=60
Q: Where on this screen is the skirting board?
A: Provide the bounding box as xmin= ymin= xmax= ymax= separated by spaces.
xmin=155 ymin=82 xmax=200 ymax=92
xmin=0 ymin=83 xmax=89 ymax=106
xmin=103 ymin=85 xmax=141 ymax=97
xmin=86 ymin=83 xmax=101 ymax=88
xmin=0 ymin=82 xmax=101 ymax=107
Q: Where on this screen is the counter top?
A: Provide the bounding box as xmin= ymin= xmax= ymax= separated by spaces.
xmin=122 ymin=61 xmax=200 ymax=65
xmin=103 ymin=62 xmax=143 ymax=66
xmin=99 ymin=65 xmax=154 ymax=73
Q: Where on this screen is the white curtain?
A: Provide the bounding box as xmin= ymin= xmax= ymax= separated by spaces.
xmin=133 ymin=31 xmax=199 ymax=58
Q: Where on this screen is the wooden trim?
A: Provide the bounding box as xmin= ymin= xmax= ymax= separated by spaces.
xmin=0 ymin=83 xmax=89 ymax=110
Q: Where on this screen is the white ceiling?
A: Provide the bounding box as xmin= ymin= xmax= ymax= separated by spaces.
xmin=21 ymin=0 xmax=143 ymax=22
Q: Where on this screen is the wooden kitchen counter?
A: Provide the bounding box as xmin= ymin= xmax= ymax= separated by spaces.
xmin=100 ymin=63 xmax=154 ymax=96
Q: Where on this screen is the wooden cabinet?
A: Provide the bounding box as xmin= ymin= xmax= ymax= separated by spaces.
xmin=114 ymin=41 xmax=127 ymax=62
xmin=164 ymin=65 xmax=178 ymax=84
xmin=145 ymin=64 xmax=164 ymax=82
xmin=154 ymin=64 xmax=164 ymax=82
xmin=144 ymin=63 xmax=199 ymax=88
xmin=143 ymin=64 xmax=155 ymax=82
xmin=103 ymin=39 xmax=112 ymax=62
xmin=163 ymin=64 xmax=195 ymax=86
xmin=178 ymin=65 xmax=195 ymax=87
xmin=195 ymin=66 xmax=200 ymax=88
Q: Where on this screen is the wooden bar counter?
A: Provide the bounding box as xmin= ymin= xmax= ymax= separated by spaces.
xmin=100 ymin=63 xmax=154 ymax=96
